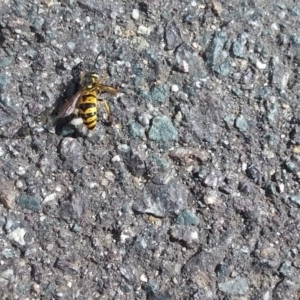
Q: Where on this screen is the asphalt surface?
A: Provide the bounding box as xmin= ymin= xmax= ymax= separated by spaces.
xmin=1 ymin=0 xmax=300 ymax=299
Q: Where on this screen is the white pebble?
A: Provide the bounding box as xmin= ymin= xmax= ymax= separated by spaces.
xmin=190 ymin=230 xmax=199 ymax=240
xmin=255 ymin=60 xmax=267 ymax=70
xmin=87 ymin=182 xmax=99 ymax=189
xmin=111 ymin=155 xmax=121 ymax=162
xmin=105 ymin=171 xmax=115 ymax=182
xmin=31 ymin=283 xmax=40 ymax=294
xmin=8 ymin=228 xmax=26 ymax=246
xmin=43 ymin=193 xmax=57 ymax=204
xmin=16 ymin=180 xmax=23 ymax=189
xmin=271 ymin=22 xmax=279 ymax=31
xmin=174 ymin=111 xmax=182 ymax=122
xmin=182 ymin=60 xmax=189 ymax=73
xmin=132 ymin=9 xmax=139 ymax=20
xmin=1 ymin=269 xmax=14 ymax=280
xmin=0 ymin=146 xmax=4 ymax=156
xmin=278 ymin=183 xmax=284 ymax=193
xmin=171 ymin=84 xmax=179 ymax=92
xmin=241 ymin=162 xmax=247 ymax=172
xmin=55 ymin=185 xmax=62 ymax=192
xmin=101 ymin=178 xmax=109 ymax=186
xmin=16 ymin=166 xmax=26 ymax=176
xmin=114 ymin=25 xmax=122 ymax=35
xmin=138 ymin=113 xmax=151 ymax=126
xmin=140 ymin=274 xmax=148 ymax=282
xmin=203 ymin=192 xmax=220 ymax=205
xmin=192 ymin=42 xmax=199 ymax=49
xmin=138 ymin=25 xmax=151 ymax=35
xmin=73 ymin=57 xmax=82 ymax=65
xmin=281 ymin=72 xmax=290 ymax=88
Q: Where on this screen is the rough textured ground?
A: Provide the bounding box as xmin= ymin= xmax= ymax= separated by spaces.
xmin=1 ymin=0 xmax=300 ymax=299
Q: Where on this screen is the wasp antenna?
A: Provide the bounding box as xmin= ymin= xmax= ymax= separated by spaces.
xmin=93 ymin=51 xmax=104 ymax=69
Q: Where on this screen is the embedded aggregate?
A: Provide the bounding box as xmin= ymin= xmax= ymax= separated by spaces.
xmin=0 ymin=0 xmax=300 ymax=299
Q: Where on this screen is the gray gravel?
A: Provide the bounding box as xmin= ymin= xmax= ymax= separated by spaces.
xmin=1 ymin=0 xmax=300 ymax=299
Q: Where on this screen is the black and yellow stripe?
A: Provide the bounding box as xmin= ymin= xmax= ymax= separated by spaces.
xmin=78 ymin=91 xmax=98 ymax=130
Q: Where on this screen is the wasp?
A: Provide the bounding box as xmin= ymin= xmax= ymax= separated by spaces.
xmin=57 ymin=71 xmax=118 ymax=130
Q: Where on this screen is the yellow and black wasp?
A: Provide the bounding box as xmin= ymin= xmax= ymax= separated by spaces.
xmin=57 ymin=67 xmax=118 ymax=130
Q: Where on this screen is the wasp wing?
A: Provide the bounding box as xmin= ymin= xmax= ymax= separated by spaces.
xmin=58 ymin=89 xmax=82 ymax=118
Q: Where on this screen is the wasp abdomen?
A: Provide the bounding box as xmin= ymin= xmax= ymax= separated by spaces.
xmin=79 ymin=92 xmax=98 ymax=130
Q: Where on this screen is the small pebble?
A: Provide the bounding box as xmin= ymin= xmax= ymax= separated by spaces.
xmin=104 ymin=171 xmax=115 ymax=182
xmin=174 ymin=111 xmax=182 ymax=122
xmin=138 ymin=25 xmax=151 ymax=35
xmin=55 ymin=185 xmax=62 ymax=192
xmin=218 ymin=277 xmax=249 ymax=295
xmin=74 ymin=57 xmax=82 ymax=65
xmin=192 ymin=42 xmax=199 ymax=49
xmin=278 ymin=183 xmax=284 ymax=193
xmin=148 ymin=215 xmax=162 ymax=226
xmin=203 ymin=191 xmax=221 ymax=205
xmin=111 ymin=155 xmax=121 ymax=162
xmin=128 ymin=122 xmax=145 ymax=138
xmin=31 ymin=283 xmax=40 ymax=295
xmin=43 ymin=193 xmax=57 ymax=205
xmin=293 ymin=145 xmax=300 ymax=154
xmin=138 ymin=113 xmax=151 ymax=126
xmin=140 ymin=274 xmax=148 ymax=282
xmin=16 ymin=166 xmax=26 ymax=176
xmin=241 ymin=162 xmax=247 ymax=172
xmin=255 ymin=60 xmax=267 ymax=70
xmin=86 ymin=182 xmax=99 ymax=189
xmin=148 ymin=115 xmax=178 ymax=142
xmin=101 ymin=178 xmax=109 ymax=186
xmin=132 ymin=9 xmax=139 ymax=20
xmin=8 ymin=228 xmax=26 ymax=245
xmin=1 ymin=269 xmax=14 ymax=280
xmin=182 ymin=60 xmax=189 ymax=73
xmin=16 ymin=180 xmax=24 ymax=189
xmin=171 ymin=84 xmax=179 ymax=92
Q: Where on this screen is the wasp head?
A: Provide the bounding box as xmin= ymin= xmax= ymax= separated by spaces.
xmin=80 ymin=72 xmax=99 ymax=89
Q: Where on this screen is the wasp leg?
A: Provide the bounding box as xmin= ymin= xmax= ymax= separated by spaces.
xmin=99 ymin=72 xmax=108 ymax=84
xmin=98 ymin=98 xmax=113 ymax=124
xmin=79 ymin=71 xmax=84 ymax=80
xmin=98 ymin=84 xmax=119 ymax=95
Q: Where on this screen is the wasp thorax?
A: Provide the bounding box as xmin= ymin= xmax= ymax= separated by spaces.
xmin=81 ymin=72 xmax=99 ymax=87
